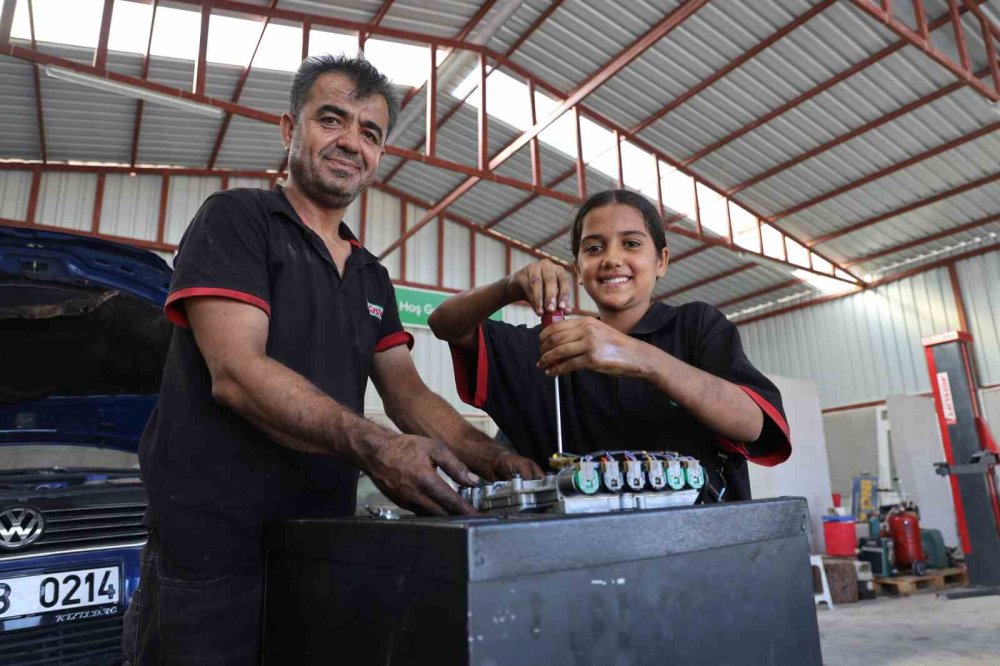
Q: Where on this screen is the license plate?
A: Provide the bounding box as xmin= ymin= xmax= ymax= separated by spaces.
xmin=0 ymin=565 xmax=121 ymax=621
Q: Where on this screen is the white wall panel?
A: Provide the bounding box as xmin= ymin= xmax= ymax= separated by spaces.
xmin=510 ymin=249 xmax=534 ymax=274
xmin=575 ymin=285 xmax=597 ymax=314
xmin=100 ymin=174 xmax=160 ymax=241
xmin=363 ymin=189 xmax=401 ymax=279
xmin=956 ymin=251 xmax=1000 ymax=386
xmin=164 ymin=176 xmax=221 ymax=244
xmin=474 ymin=234 xmax=505 ymax=287
xmin=0 ymin=171 xmax=31 ymax=220
xmin=739 ymin=268 xmax=962 ymax=408
xmin=226 ymin=177 xmax=270 ymax=191
xmin=36 ymin=172 xmax=96 ymax=231
xmin=405 ymin=203 xmax=436 ymax=286
xmin=341 ymin=195 xmax=361 ymax=238
xmin=442 ymin=221 xmax=470 ymax=291
xmin=364 ymin=327 xmax=490 ymax=421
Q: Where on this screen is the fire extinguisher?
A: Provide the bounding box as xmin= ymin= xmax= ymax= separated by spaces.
xmin=887 ymin=506 xmax=927 ymax=576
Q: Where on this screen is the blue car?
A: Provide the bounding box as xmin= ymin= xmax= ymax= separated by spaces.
xmin=0 ymin=227 xmax=172 ymax=664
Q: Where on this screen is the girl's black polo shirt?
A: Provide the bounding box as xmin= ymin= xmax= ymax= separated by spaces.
xmin=139 ymin=187 xmax=412 ymax=574
xmin=450 ymin=302 xmax=790 ymax=501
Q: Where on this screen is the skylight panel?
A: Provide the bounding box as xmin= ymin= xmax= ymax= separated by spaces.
xmin=308 ymin=30 xmax=358 ymax=59
xmin=11 ymin=0 xmax=102 ymax=48
xmin=149 ymin=5 xmax=201 ymax=61
xmin=252 ymin=22 xmax=303 ymax=72
xmin=761 ymin=224 xmax=785 ymax=259
xmin=661 ymin=168 xmax=697 ymax=220
xmin=107 ymin=0 xmax=153 ymax=55
xmin=785 ymin=237 xmax=811 ymax=268
xmin=696 ymin=183 xmax=728 ymax=237
xmin=364 ymin=39 xmax=435 ymax=88
xmin=792 ymin=270 xmax=859 ymax=295
xmin=205 ymin=13 xmax=262 ymax=68
xmin=730 ymin=203 xmax=760 ymax=252
xmin=620 ymin=142 xmax=654 ymax=191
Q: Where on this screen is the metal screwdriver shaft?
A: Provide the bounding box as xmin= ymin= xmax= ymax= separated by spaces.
xmin=541 ymin=309 xmax=566 ymax=456
xmin=554 ymin=376 xmax=563 ymax=455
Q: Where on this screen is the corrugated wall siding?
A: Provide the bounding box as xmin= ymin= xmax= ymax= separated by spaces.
xmin=739 ymin=268 xmax=964 ymax=408
xmin=957 ymin=252 xmax=1000 ymax=387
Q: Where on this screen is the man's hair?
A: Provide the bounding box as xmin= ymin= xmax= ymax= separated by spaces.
xmin=289 ymin=54 xmax=400 ymax=139
xmin=570 ymin=189 xmax=668 ymax=258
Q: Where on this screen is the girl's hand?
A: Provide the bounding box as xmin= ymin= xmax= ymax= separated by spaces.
xmin=506 ymin=259 xmax=572 ymax=316
xmin=537 ymin=318 xmax=653 ymax=378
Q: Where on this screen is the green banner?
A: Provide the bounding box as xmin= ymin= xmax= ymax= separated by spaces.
xmin=394 ymin=285 xmax=502 ymax=329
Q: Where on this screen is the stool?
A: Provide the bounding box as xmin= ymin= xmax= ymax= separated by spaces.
xmin=811 ymin=554 xmax=834 ymax=609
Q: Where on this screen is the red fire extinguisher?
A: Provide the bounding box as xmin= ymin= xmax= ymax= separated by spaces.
xmin=888 ymin=508 xmax=927 ymax=576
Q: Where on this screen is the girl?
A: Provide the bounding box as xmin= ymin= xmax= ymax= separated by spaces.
xmin=428 ymin=190 xmax=790 ymax=501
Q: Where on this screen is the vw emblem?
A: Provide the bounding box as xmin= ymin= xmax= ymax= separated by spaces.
xmin=0 ymin=506 xmax=45 ymax=550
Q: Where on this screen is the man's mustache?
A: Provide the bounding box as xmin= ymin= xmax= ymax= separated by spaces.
xmin=321 ymin=149 xmax=362 ymax=167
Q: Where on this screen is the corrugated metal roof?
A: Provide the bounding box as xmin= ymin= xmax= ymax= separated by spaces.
xmin=2 ymin=0 xmax=998 ymax=317
xmin=739 ymin=265 xmax=963 ymax=407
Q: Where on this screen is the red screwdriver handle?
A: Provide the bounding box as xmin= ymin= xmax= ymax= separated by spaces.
xmin=541 ymin=310 xmax=565 ymax=328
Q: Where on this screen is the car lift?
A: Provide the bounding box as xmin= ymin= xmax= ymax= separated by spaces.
xmin=923 ymin=332 xmax=1000 ymax=599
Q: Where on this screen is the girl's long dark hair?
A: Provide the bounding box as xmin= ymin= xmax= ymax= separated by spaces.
xmin=569 ymin=190 xmax=667 ymax=258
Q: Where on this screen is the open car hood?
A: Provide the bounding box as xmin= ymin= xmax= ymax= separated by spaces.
xmin=0 ymin=227 xmax=173 ymax=452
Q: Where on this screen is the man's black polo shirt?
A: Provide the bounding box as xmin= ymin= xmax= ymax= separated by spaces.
xmin=139 ymin=187 xmax=412 ymax=574
xmin=450 ymin=302 xmax=790 ymax=501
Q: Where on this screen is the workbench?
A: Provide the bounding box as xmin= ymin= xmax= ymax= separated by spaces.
xmin=262 ymin=497 xmax=822 ymax=666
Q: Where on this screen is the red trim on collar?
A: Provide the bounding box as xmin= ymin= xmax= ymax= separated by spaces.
xmin=717 ymin=386 xmax=792 ymax=467
xmin=347 ymin=239 xmax=362 ymax=249
xmin=374 ymin=331 xmax=414 ymax=352
xmin=164 ymin=287 xmax=271 ymax=328
xmin=449 ymin=325 xmax=488 ymax=408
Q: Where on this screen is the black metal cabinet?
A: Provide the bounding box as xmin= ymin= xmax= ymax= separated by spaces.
xmin=263 ymin=498 xmax=822 ymax=666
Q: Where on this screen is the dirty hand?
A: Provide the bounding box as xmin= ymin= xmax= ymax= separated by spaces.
xmin=361 ymin=434 xmax=478 ymax=516
xmin=489 ymin=451 xmax=545 ymax=481
xmin=506 ymin=259 xmax=572 ymax=316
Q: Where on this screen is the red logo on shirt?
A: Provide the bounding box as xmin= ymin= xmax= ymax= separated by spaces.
xmin=367 ymin=302 xmax=384 ymax=320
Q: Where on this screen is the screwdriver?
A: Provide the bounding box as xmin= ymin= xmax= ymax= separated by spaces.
xmin=541 ymin=309 xmax=566 ymax=455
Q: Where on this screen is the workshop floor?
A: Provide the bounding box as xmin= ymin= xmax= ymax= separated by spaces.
xmin=817 ymin=592 xmax=1000 ymax=665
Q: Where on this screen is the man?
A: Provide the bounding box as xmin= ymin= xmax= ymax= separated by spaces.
xmin=123 ymin=55 xmax=541 ymax=665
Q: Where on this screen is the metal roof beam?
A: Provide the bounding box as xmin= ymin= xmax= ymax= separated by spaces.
xmin=168 ymin=0 xmax=490 ymax=52
xmin=93 ymin=0 xmax=114 ymax=71
xmin=129 ymin=0 xmax=158 ymax=169
xmin=654 ymin=264 xmax=756 ymax=302
xmin=714 ymin=278 xmax=801 ymax=310
xmin=807 ymin=171 xmax=1000 ymax=247
xmin=379 ymin=0 xmax=508 ymax=184
xmin=505 ymin=0 xmax=563 ymax=58
xmin=5 ymin=46 xmax=580 ymax=204
xmin=375 ymin=0 xmax=711 ymax=262
xmin=728 ymin=65 xmax=992 ymax=195
xmin=848 ymin=0 xmax=999 ymax=101
xmin=734 ymin=243 xmax=998 ymax=326
xmin=629 ymin=0 xmax=837 ymax=135
xmin=769 ymin=120 xmax=1000 ymax=224
xmin=26 ymin=0 xmax=46 ymax=164
xmin=842 ymin=212 xmax=1000 ymax=268
xmin=676 ymin=2 xmax=985 ymax=170
xmin=0 ymin=0 xmax=14 ymax=47
xmin=207 ymin=0 xmax=277 ymax=170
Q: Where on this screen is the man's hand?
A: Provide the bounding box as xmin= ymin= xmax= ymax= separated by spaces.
xmin=489 ymin=451 xmax=545 ymax=482
xmin=537 ymin=317 xmax=652 ymax=378
xmin=360 ymin=434 xmax=479 ymax=516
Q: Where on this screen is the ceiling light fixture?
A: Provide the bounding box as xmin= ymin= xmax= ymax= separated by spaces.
xmin=45 ymin=66 xmax=224 ymax=119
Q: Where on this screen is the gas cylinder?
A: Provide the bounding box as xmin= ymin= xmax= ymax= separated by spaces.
xmin=888 ymin=510 xmax=927 ymax=575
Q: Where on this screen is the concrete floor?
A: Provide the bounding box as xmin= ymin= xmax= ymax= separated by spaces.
xmin=817 ymin=592 xmax=1000 ymax=666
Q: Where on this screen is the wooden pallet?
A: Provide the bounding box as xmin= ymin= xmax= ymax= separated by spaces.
xmin=873 ymin=567 xmax=968 ymax=596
